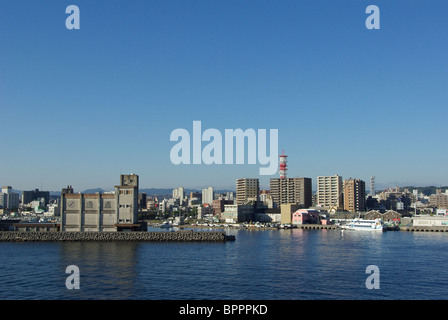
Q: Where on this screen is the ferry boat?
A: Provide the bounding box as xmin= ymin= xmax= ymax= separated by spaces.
xmin=341 ymin=219 xmax=385 ymax=231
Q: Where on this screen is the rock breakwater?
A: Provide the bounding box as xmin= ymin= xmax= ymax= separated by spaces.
xmin=0 ymin=231 xmax=235 ymax=242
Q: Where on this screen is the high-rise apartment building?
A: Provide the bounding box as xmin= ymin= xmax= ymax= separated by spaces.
xmin=317 ymin=175 xmax=343 ymax=210
xmin=429 ymin=193 xmax=448 ymax=209
xmin=236 ymin=178 xmax=259 ymax=205
xmin=270 ymin=178 xmax=312 ymax=208
xmin=172 ymin=187 xmax=185 ymax=200
xmin=202 ymin=186 xmax=214 ymax=205
xmin=0 ymin=186 xmax=20 ymax=210
xmin=343 ymin=179 xmax=366 ymax=212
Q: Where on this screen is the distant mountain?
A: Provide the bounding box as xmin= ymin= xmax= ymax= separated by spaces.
xmin=140 ymin=188 xmax=174 ymax=196
xmin=139 ymin=188 xmax=235 ymax=197
xmin=82 ymin=188 xmax=108 ymax=194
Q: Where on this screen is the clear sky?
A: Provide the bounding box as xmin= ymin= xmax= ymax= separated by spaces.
xmin=0 ymin=0 xmax=447 ymax=191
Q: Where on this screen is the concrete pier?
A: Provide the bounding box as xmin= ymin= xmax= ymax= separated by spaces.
xmin=295 ymin=224 xmax=339 ymax=230
xmin=399 ymin=226 xmax=448 ymax=232
xmin=0 ymin=231 xmax=235 ymax=242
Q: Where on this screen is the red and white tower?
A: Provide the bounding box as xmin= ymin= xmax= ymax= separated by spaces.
xmin=279 ymin=150 xmax=287 ymax=179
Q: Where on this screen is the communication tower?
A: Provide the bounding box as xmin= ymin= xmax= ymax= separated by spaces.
xmin=279 ymin=150 xmax=287 ymax=179
xmin=370 ymin=176 xmax=375 ymax=196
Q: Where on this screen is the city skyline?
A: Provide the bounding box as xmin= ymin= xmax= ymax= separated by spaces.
xmin=1 ymin=1 xmax=447 ymax=191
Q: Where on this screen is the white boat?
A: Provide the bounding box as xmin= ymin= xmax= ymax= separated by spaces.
xmin=159 ymin=221 xmax=173 ymax=228
xmin=341 ymin=219 xmax=385 ymax=231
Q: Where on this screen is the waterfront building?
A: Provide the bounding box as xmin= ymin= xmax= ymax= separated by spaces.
xmin=280 ymin=203 xmax=303 ymax=224
xmin=365 ymin=210 xmax=382 ymax=220
xmin=256 ymin=209 xmax=281 ymax=223
xmin=343 ymin=179 xmax=366 ymax=212
xmin=221 ymin=204 xmax=254 ymax=223
xmin=60 ymin=174 xmax=142 ymax=232
xmin=202 ymin=187 xmax=214 ymax=205
xmin=270 ymin=177 xmax=312 ymax=208
xmin=236 ymin=178 xmax=259 ymax=205
xmin=317 ymin=175 xmax=343 ymax=211
xmin=292 ymin=209 xmax=320 ymax=225
xmin=412 ymin=216 xmax=448 ymax=227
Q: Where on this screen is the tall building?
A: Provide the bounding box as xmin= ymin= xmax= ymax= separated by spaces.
xmin=173 ymin=187 xmax=185 ymax=205
xmin=236 ymin=178 xmax=259 ymax=205
xmin=270 ymin=177 xmax=312 ymax=208
xmin=22 ymin=189 xmax=50 ymax=206
xmin=172 ymin=187 xmax=185 ymax=200
xmin=202 ymin=186 xmax=214 ymax=205
xmin=343 ymin=179 xmax=366 ymax=212
xmin=61 ymin=174 xmax=142 ymax=232
xmin=317 ymin=175 xmax=343 ymax=211
xmin=138 ymin=192 xmax=147 ymax=210
xmin=0 ymin=186 xmax=20 ymax=209
xmin=429 ymin=193 xmax=448 ymax=209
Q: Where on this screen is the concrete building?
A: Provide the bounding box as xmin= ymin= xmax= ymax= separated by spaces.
xmin=270 ymin=177 xmax=312 ymax=208
xmin=221 ymin=204 xmax=254 ymax=223
xmin=236 ymin=178 xmax=259 ymax=205
xmin=317 ymin=175 xmax=343 ymax=211
xmin=22 ymin=189 xmax=50 ymax=206
xmin=280 ymin=203 xmax=303 ymax=224
xmin=412 ymin=216 xmax=448 ymax=227
xmin=138 ymin=193 xmax=147 ymax=210
xmin=343 ymin=179 xmax=366 ymax=212
xmin=202 ymin=187 xmax=214 ymax=205
xmin=429 ymin=193 xmax=448 ymax=209
xmin=0 ymin=186 xmax=20 ymax=210
xmin=212 ymin=199 xmax=234 ymax=215
xmin=61 ymin=174 xmax=142 ymax=232
xmin=198 ymin=206 xmax=212 ymax=220
xmin=172 ymin=187 xmax=184 ymax=199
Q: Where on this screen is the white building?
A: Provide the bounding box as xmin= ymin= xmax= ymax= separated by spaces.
xmin=172 ymin=187 xmax=185 ymax=205
xmin=412 ymin=216 xmax=448 ymax=227
xmin=172 ymin=187 xmax=185 ymax=199
xmin=0 ymin=186 xmax=20 ymax=209
xmin=202 ymin=187 xmax=214 ymax=205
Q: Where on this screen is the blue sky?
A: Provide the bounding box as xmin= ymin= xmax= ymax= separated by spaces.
xmin=0 ymin=0 xmax=447 ymax=191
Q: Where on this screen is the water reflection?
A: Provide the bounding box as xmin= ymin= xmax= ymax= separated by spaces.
xmin=58 ymin=242 xmax=141 ymax=299
xmin=1 ymin=229 xmax=448 ymax=299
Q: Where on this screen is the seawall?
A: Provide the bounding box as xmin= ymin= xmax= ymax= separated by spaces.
xmin=0 ymin=231 xmax=235 ymax=242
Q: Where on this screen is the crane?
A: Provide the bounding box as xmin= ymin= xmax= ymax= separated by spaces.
xmin=327 ymin=177 xmax=352 ymax=214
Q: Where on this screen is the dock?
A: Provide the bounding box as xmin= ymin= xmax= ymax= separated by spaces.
xmin=399 ymin=226 xmax=448 ymax=232
xmin=295 ymin=224 xmax=339 ymax=230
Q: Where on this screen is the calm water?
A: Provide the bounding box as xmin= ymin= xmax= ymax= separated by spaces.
xmin=0 ymin=228 xmax=447 ymax=300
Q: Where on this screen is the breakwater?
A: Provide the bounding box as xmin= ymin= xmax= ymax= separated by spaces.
xmin=0 ymin=231 xmax=235 ymax=242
